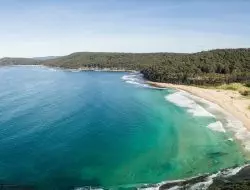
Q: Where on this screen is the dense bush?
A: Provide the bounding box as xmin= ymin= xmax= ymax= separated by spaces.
xmin=245 ymin=82 xmax=250 ymax=87
xmin=1 ymin=48 xmax=250 ymax=85
xmin=42 ymin=49 xmax=250 ymax=85
xmin=239 ymin=89 xmax=250 ymax=96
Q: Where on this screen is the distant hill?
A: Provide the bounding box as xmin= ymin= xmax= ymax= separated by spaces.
xmin=0 ymin=56 xmax=59 ymax=66
xmin=0 ymin=57 xmax=40 ymax=66
xmin=41 ymin=49 xmax=250 ymax=85
xmin=1 ymin=48 xmax=250 ymax=85
xmin=33 ymin=56 xmax=60 ymax=61
xmin=42 ymin=52 xmax=186 ymax=70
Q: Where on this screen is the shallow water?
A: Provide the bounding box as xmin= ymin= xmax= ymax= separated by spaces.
xmin=0 ymin=66 xmax=246 ymax=189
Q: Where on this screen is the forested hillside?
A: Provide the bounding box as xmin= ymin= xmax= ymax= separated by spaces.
xmin=1 ymin=48 xmax=250 ymax=85
xmin=141 ymin=49 xmax=250 ymax=85
xmin=0 ymin=57 xmax=40 ymax=66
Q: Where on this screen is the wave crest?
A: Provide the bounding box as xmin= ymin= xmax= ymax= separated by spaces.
xmin=165 ymin=92 xmax=215 ymax=117
xmin=121 ymin=73 xmax=165 ymax=89
xmin=73 ymin=165 xmax=249 ymax=190
xmin=207 ymin=121 xmax=226 ymax=133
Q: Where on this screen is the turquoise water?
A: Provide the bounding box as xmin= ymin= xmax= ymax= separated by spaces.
xmin=0 ymin=66 xmax=246 ymax=189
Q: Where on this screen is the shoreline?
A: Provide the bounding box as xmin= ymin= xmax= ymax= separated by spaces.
xmin=148 ymin=81 xmax=250 ymax=152
xmin=1 ymin=65 xmax=250 ymax=189
xmin=148 ymin=81 xmax=250 ymax=130
xmin=0 ymin=64 xmax=137 ymax=73
xmin=2 ymin=65 xmax=249 ymax=129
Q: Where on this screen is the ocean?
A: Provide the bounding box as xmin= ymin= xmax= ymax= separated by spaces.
xmin=0 ymin=66 xmax=246 ymax=189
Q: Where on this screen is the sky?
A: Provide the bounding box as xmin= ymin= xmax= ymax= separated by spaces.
xmin=0 ymin=0 xmax=249 ymax=57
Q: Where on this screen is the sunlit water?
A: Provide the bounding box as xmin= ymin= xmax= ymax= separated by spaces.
xmin=0 ymin=66 xmax=246 ymax=189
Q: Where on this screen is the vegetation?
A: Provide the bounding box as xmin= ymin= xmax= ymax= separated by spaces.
xmin=239 ymin=89 xmax=250 ymax=96
xmin=208 ymin=181 xmax=250 ymax=190
xmin=208 ymin=83 xmax=250 ymax=96
xmin=201 ymin=83 xmax=250 ymax=97
xmin=245 ymin=81 xmax=250 ymax=87
xmin=216 ymin=83 xmax=245 ymax=91
xmin=0 ymin=57 xmax=40 ymax=66
xmin=141 ymin=49 xmax=250 ymax=85
xmin=0 ymin=48 xmax=249 ymax=85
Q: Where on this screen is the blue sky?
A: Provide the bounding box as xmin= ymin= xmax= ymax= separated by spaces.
xmin=0 ymin=0 xmax=249 ymax=57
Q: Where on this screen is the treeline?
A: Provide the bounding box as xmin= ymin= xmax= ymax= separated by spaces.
xmin=1 ymin=49 xmax=250 ymax=85
xmin=42 ymin=49 xmax=250 ymax=85
xmin=141 ymin=49 xmax=250 ymax=85
xmin=42 ymin=52 xmax=187 ymax=70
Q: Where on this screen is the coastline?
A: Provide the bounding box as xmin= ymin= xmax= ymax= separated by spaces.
xmin=1 ymin=64 xmax=137 ymax=73
xmin=1 ymin=66 xmax=250 ymax=189
xmin=148 ymin=81 xmax=250 ymax=130
xmin=148 ymin=81 xmax=250 ymax=153
xmin=3 ymin=65 xmax=250 ymax=130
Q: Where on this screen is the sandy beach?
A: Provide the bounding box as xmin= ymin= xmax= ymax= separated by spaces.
xmin=148 ymin=81 xmax=250 ymax=130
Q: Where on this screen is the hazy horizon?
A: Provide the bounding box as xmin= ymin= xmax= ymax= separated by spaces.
xmin=0 ymin=0 xmax=250 ymax=57
xmin=1 ymin=48 xmax=250 ymax=59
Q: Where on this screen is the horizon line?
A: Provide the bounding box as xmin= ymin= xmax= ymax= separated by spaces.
xmin=1 ymin=47 xmax=249 ymax=59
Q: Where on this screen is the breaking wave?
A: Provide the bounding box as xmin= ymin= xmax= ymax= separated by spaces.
xmin=165 ymin=91 xmax=215 ymax=117
xmin=165 ymin=90 xmax=250 ymax=150
xmin=122 ymin=73 xmax=150 ymax=87
xmin=121 ymin=73 xmax=166 ymax=89
xmin=73 ymin=164 xmax=249 ymax=190
xmin=180 ymin=91 xmax=250 ymax=151
xmin=226 ymin=116 xmax=250 ymax=151
xmin=207 ymin=121 xmax=226 ymax=133
xmin=138 ymin=164 xmax=248 ymax=190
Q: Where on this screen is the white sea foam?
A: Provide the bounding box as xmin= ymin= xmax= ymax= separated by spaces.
xmin=228 ymin=138 xmax=234 ymax=142
xmin=189 ymin=173 xmax=218 ymax=190
xmin=126 ymin=80 xmax=142 ymax=85
xmin=139 ymin=164 xmax=248 ymax=190
xmin=168 ymin=186 xmax=181 ymax=190
xmin=188 ymin=90 xmax=250 ymax=150
xmin=74 ymin=188 xmax=103 ymax=190
xmin=207 ymin=121 xmax=226 ymax=133
xmin=165 ymin=92 xmax=215 ymax=117
xmin=122 ymin=74 xmax=142 ymax=85
xmin=121 ymin=74 xmax=165 ymax=89
xmin=139 ymin=188 xmax=159 ymax=190
xmin=225 ymin=116 xmax=250 ymax=151
xmin=73 ymin=165 xmax=248 ymax=190
xmin=221 ymin=165 xmax=245 ymax=177
xmin=165 ymin=90 xmax=250 ymax=149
